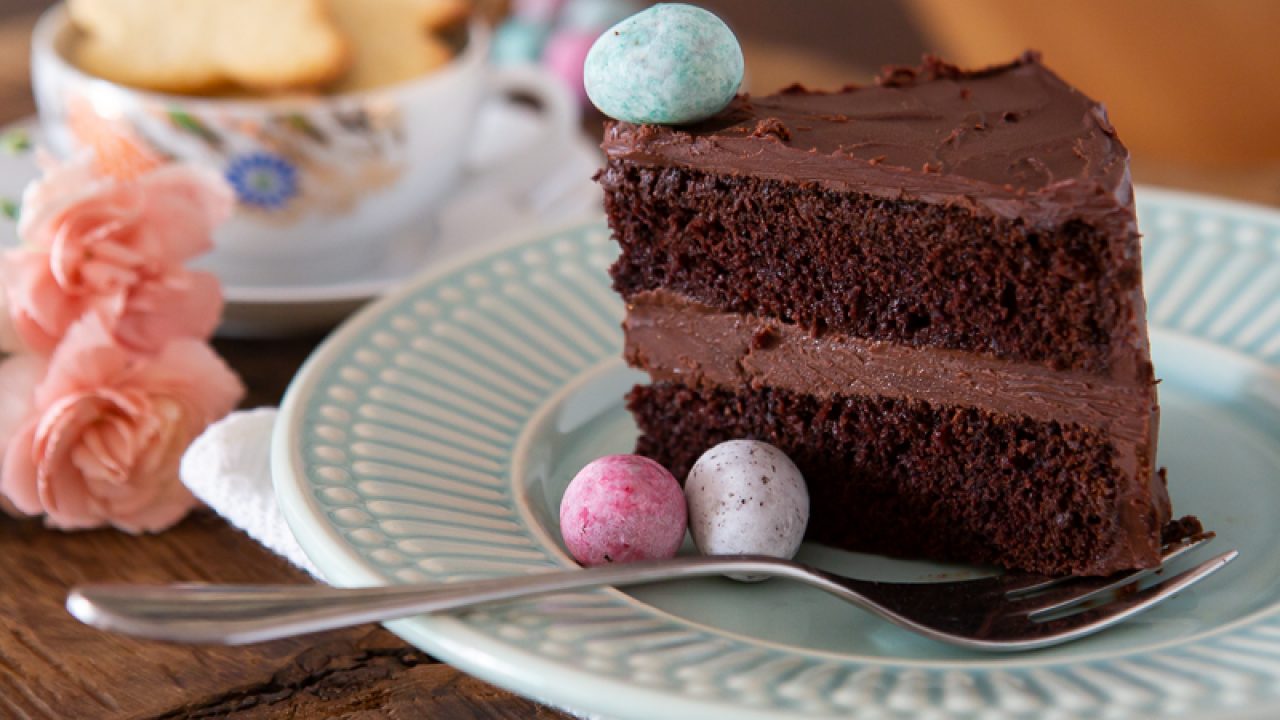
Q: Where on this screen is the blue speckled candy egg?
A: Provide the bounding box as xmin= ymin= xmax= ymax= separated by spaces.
xmin=491 ymin=18 xmax=551 ymax=65
xmin=584 ymin=3 xmax=744 ymax=125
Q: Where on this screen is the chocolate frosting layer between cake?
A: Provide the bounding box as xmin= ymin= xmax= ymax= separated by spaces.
xmin=602 ymin=52 xmax=1135 ymax=235
xmin=624 ymin=289 xmax=1152 ymax=436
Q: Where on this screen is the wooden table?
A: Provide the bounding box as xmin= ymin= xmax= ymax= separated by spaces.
xmin=0 ymin=2 xmax=1274 ymax=718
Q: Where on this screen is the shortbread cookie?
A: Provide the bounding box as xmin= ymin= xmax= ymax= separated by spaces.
xmin=328 ymin=0 xmax=469 ymax=92
xmin=68 ymin=0 xmax=350 ymax=93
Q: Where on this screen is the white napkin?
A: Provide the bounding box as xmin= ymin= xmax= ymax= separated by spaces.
xmin=180 ymin=408 xmax=320 ymax=576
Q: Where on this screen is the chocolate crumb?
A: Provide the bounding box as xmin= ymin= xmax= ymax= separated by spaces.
xmin=751 ymin=324 xmax=779 ymax=349
xmin=877 ymin=66 xmax=918 ymax=88
xmin=1161 ymin=512 xmax=1205 ymax=544
xmin=750 ymin=118 xmax=791 ymax=141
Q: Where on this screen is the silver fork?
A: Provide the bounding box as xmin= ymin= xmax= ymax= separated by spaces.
xmin=66 ymin=533 xmax=1233 ymax=652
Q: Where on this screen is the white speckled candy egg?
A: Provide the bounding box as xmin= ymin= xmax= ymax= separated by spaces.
xmin=584 ymin=3 xmax=744 ymax=125
xmin=685 ymin=440 xmax=809 ymax=560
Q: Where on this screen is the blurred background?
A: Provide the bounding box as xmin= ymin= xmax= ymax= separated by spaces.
xmin=2 ymin=0 xmax=1278 ymax=206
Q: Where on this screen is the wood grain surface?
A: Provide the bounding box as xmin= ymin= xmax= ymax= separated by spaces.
xmin=0 ymin=512 xmax=557 ymax=719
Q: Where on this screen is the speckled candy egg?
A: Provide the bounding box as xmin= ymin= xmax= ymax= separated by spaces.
xmin=685 ymin=440 xmax=809 ymax=560
xmin=559 ymin=454 xmax=687 ymax=566
xmin=543 ymin=29 xmax=597 ymax=101
xmin=584 ymin=3 xmax=744 ymax=125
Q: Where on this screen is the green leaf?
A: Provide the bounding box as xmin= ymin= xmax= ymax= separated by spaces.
xmin=0 ymin=129 xmax=31 ymax=155
xmin=169 ymin=109 xmax=201 ymax=132
xmin=1 ymin=197 xmax=18 ymax=221
xmin=168 ymin=109 xmax=222 ymax=147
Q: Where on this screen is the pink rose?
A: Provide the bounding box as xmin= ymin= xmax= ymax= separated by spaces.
xmin=0 ymin=277 xmax=25 ymax=354
xmin=0 ymin=156 xmax=233 ymax=354
xmin=0 ymin=315 xmax=244 ymax=532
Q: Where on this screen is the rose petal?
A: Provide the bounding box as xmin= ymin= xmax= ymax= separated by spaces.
xmin=110 ymin=476 xmax=197 ymax=534
xmin=74 ymin=417 xmax=132 ymax=488
xmin=110 ymin=270 xmax=224 ymax=352
xmin=17 ymin=153 xmax=114 ymax=249
xmin=0 ymin=354 xmax=48 ymax=448
xmin=0 ymin=250 xmax=84 ymax=354
xmin=34 ymin=315 xmax=133 ymax=403
xmin=34 ymin=394 xmax=114 ymax=524
xmin=141 ymin=338 xmax=245 ymax=423
xmin=138 ymin=166 xmax=233 ymax=258
xmin=0 ymin=421 xmax=41 ymax=516
xmin=0 ymin=354 xmax=48 ymax=512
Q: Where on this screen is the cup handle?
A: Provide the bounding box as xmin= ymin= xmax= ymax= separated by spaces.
xmin=465 ymin=65 xmax=579 ymax=180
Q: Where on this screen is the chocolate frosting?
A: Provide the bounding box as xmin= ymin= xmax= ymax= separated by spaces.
xmin=602 ymin=52 xmax=1136 ymax=235
xmin=624 ymin=289 xmax=1171 ymax=562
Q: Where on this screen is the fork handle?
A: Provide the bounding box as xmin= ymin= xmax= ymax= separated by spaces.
xmin=67 ymin=555 xmax=816 ymax=645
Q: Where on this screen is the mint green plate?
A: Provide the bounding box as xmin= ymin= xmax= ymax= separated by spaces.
xmin=274 ymin=188 xmax=1280 ymax=719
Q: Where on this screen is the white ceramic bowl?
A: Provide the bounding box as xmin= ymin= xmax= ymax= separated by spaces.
xmin=30 ymin=4 xmax=576 ymax=285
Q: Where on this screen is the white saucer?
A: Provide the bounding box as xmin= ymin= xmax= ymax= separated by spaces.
xmin=0 ymin=103 xmax=603 ymax=337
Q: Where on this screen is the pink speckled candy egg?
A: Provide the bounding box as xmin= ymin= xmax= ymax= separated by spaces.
xmin=542 ymin=29 xmax=597 ymax=102
xmin=559 ymin=454 xmax=687 ymax=565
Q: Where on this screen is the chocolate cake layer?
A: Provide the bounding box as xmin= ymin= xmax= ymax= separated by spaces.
xmin=600 ymin=53 xmax=1151 ymax=375
xmin=603 ymin=161 xmax=1145 ymax=373
xmin=628 ymin=381 xmax=1166 ymax=576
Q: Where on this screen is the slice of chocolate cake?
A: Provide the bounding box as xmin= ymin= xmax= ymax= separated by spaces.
xmin=598 ymin=52 xmax=1181 ymax=576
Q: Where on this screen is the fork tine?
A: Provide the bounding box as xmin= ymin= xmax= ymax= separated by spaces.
xmin=1000 ymin=532 xmax=1215 ymax=597
xmin=1010 ymin=534 xmax=1216 ymax=616
xmin=1008 ymin=550 xmax=1238 ymax=650
xmin=1017 ymin=568 xmax=1161 ymax=618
